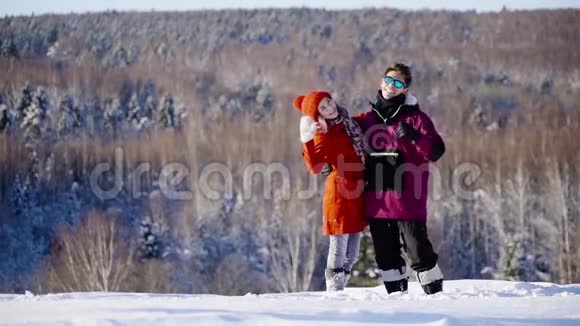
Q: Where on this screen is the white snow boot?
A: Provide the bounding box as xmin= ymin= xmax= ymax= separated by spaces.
xmin=382 ymin=266 xmax=409 ymax=294
xmin=325 ymin=268 xmax=346 ymax=291
xmin=417 ymin=264 xmax=443 ymax=295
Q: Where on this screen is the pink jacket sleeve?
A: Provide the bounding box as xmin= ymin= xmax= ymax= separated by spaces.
xmin=410 ymin=111 xmax=445 ymax=162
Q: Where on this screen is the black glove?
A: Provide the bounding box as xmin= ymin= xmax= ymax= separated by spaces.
xmin=321 ymin=164 xmax=332 ymax=176
xmin=396 ymin=122 xmax=419 ymax=142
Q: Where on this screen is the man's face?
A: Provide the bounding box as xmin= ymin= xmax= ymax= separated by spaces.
xmin=380 ymin=71 xmax=408 ymax=99
xmin=317 ymin=97 xmax=339 ymax=120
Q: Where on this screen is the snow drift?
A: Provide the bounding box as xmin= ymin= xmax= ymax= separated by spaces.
xmin=1 ymin=280 xmax=579 ymax=325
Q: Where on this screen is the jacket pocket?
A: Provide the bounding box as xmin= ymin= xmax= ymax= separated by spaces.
xmin=364 ymin=150 xmax=405 ymax=192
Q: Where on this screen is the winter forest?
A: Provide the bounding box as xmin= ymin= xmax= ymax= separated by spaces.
xmin=0 ymin=8 xmax=579 ymax=295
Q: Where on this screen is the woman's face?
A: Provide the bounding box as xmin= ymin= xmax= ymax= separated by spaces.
xmin=317 ymin=97 xmax=339 ymax=119
xmin=380 ymin=71 xmax=408 ymax=99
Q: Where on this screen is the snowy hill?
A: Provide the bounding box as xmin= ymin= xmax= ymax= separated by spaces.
xmin=1 ymin=280 xmax=579 ymax=325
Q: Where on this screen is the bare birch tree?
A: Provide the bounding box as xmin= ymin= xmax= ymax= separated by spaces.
xmin=42 ymin=211 xmax=136 ymax=292
xmin=267 ymin=187 xmax=322 ymax=293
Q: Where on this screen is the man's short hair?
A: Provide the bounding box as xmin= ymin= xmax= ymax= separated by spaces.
xmin=384 ymin=63 xmax=413 ymax=87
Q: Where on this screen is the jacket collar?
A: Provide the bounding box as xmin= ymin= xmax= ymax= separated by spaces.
xmin=372 ymin=93 xmax=419 ymax=124
xmin=404 ymin=93 xmax=418 ymax=106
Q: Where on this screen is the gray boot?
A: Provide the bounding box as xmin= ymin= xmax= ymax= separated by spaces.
xmin=325 ymin=268 xmax=346 ymax=291
xmin=344 ymin=270 xmax=352 ymax=287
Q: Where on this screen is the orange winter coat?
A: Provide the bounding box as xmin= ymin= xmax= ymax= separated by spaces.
xmin=302 ymin=122 xmax=368 ymax=235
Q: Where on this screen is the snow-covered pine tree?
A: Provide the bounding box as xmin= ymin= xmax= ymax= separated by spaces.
xmin=127 ymin=93 xmax=142 ymax=129
xmin=254 ymin=83 xmax=274 ymax=121
xmin=142 ymin=80 xmax=156 ymax=118
xmin=21 ymin=87 xmax=49 ymax=181
xmin=84 ymin=98 xmax=103 ymax=136
xmin=0 ymin=37 xmax=19 ymax=59
xmin=23 ymin=87 xmax=50 ymax=139
xmin=34 ymin=87 xmax=50 ymax=118
xmin=132 ymin=94 xmax=155 ymax=133
xmin=56 ymin=95 xmax=81 ymax=138
xmin=138 ymin=215 xmax=166 ymax=260
xmin=103 ymin=98 xmax=121 ymax=138
xmin=158 ymin=95 xmax=175 ymax=129
xmin=14 ymin=82 xmax=33 ymax=125
xmin=144 ymin=93 xmax=156 ymax=121
xmin=496 ymin=234 xmax=551 ymax=282
xmin=497 ymin=236 xmax=520 ymax=281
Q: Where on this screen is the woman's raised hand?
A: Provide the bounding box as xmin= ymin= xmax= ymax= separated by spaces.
xmin=299 ymin=116 xmax=317 ymax=143
xmin=316 ymin=116 xmax=328 ymax=134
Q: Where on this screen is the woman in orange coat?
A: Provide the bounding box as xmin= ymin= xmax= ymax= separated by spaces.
xmin=294 ymin=91 xmax=368 ymax=291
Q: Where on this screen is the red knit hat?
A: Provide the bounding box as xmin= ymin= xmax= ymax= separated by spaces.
xmin=293 ymin=91 xmax=332 ymax=121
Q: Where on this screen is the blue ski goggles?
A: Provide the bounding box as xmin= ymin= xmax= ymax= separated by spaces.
xmin=384 ymin=76 xmax=407 ymax=89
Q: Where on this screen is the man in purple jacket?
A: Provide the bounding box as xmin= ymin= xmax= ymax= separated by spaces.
xmin=354 ymin=63 xmax=445 ymax=295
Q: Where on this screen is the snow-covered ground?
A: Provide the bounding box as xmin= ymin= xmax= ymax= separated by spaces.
xmin=1 ymin=280 xmax=579 ymax=325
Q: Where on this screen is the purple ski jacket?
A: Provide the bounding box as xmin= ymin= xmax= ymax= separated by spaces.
xmin=354 ymin=94 xmax=445 ymax=222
